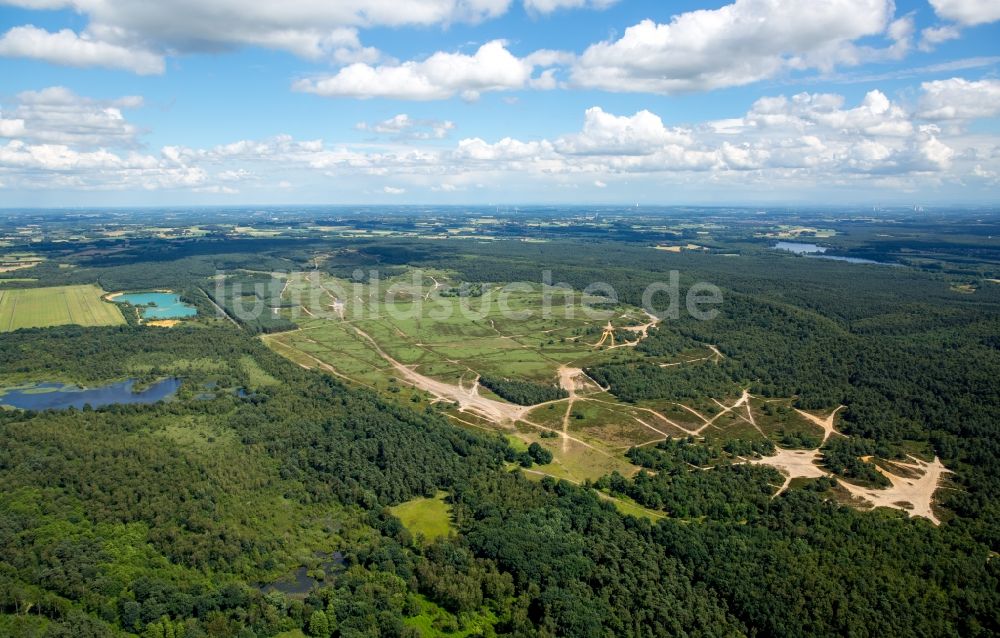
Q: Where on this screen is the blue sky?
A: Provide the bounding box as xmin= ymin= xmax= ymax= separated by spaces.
xmin=1 ymin=0 xmax=999 ymax=206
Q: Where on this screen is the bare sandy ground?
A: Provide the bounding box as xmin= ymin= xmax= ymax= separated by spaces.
xmin=424 ymin=276 xmax=444 ymax=300
xmin=354 ymin=326 xmax=532 ymax=423
xmin=750 ymin=448 xmax=827 ymax=494
xmin=592 ymin=311 xmax=661 ymax=349
xmin=558 ymin=366 xmax=583 ymax=452
xmin=749 ymin=444 xmax=952 ymax=524
xmin=839 ymin=456 xmax=951 ymax=524
xmin=558 ymin=366 xmax=603 ymax=395
xmin=795 ymin=405 xmax=845 ymax=443
xmin=317 ymin=282 xmax=345 ymax=318
xmin=622 ymin=310 xmax=661 ymax=340
xmin=355 ymin=328 xmax=530 ymax=423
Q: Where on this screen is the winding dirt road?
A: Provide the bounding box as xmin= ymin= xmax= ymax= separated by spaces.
xmin=352 ymin=326 xmax=531 ymax=423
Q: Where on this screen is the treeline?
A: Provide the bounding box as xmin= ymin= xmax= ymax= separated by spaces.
xmin=625 ymin=436 xmax=775 ymax=470
xmin=821 ymin=436 xmax=892 ymax=487
xmin=596 ymin=465 xmax=781 ymax=519
xmin=478 ymin=376 xmax=567 ymax=406
xmin=452 ymin=472 xmax=999 ymax=637
xmin=585 ymin=360 xmax=736 ymax=403
xmin=205 ymin=274 xmax=295 ymax=333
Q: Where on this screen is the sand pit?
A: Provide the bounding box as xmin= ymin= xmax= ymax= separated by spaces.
xmin=592 ymin=311 xmax=661 ymax=349
xmin=839 ymin=456 xmax=951 ymax=524
xmin=558 ymin=366 xmax=601 ymax=395
xmin=145 ymin=319 xmax=180 ymax=328
xmin=751 ymin=444 xmax=952 ymax=524
xmin=750 ymin=447 xmax=827 ymax=494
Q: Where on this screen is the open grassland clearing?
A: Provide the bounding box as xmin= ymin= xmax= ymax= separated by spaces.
xmin=0 ymin=284 xmax=124 ymax=331
xmin=389 ymin=492 xmax=454 ymax=541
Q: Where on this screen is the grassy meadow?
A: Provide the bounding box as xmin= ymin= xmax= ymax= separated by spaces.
xmin=389 ymin=492 xmax=454 ymax=541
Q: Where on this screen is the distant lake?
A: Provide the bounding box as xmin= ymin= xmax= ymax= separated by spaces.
xmin=773 ymin=241 xmax=883 ymax=265
xmin=774 ymin=241 xmax=826 ymax=254
xmin=0 ymin=377 xmax=181 ymax=410
xmin=112 ymin=292 xmax=197 ymax=319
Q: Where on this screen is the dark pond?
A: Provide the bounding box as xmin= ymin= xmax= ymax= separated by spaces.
xmin=260 ymin=552 xmax=346 ymax=597
xmin=0 ymin=378 xmax=181 ymax=410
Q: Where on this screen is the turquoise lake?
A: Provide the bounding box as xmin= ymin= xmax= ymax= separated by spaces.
xmin=0 ymin=378 xmax=181 ymax=411
xmin=112 ymin=292 xmax=197 ymax=319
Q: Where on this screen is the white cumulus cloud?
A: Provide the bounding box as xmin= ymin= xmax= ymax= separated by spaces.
xmin=918 ymin=78 xmax=1000 ymax=120
xmin=4 ymin=80 xmax=999 ymax=198
xmin=0 ymin=25 xmax=164 ymax=74
xmin=554 ymin=107 xmax=692 ymax=155
xmin=357 ymin=114 xmax=455 ymax=139
xmin=0 ymin=86 xmax=145 ymax=147
xmin=919 ymin=25 xmax=962 ymax=51
xmin=570 ymin=0 xmax=903 ymax=93
xmin=523 ymin=0 xmax=616 ymax=13
xmin=294 ymin=40 xmax=557 ymax=100
xmin=927 ymin=0 xmax=1000 ymax=26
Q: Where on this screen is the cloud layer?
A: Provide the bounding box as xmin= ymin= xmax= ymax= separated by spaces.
xmin=0 ymin=0 xmax=612 ymax=74
xmin=3 ymin=79 xmax=998 ymax=198
xmin=3 ymin=0 xmax=976 ymax=103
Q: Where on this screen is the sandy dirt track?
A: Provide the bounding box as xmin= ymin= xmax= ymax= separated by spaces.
xmin=353 ymin=326 xmax=532 ymax=423
xmin=795 ymin=405 xmax=845 ymax=443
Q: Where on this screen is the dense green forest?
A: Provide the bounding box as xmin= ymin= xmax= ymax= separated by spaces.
xmin=1 ymin=214 xmax=999 ymax=637
xmin=478 ymin=377 xmax=568 ymax=406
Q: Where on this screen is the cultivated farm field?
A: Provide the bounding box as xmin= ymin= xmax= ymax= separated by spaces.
xmin=0 ymin=284 xmax=125 ymax=331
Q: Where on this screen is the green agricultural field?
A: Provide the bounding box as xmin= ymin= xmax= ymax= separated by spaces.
xmin=0 ymin=284 xmax=125 ymax=331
